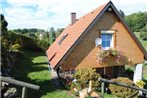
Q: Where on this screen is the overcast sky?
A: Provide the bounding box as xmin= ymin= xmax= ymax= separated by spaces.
xmin=1 ymin=0 xmax=147 ymax=30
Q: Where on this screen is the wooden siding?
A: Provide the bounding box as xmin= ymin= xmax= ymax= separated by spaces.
xmin=60 ymin=11 xmax=144 ymax=71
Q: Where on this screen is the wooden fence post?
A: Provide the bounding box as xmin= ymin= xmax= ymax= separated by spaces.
xmin=21 ymin=87 xmax=27 ymax=98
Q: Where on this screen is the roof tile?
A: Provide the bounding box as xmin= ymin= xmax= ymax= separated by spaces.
xmin=46 ymin=2 xmax=109 ymax=69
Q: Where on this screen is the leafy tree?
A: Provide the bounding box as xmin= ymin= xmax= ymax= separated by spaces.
xmin=49 ymin=27 xmax=56 ymax=44
xmin=56 ymin=28 xmax=64 ymax=37
xmin=44 ymin=32 xmax=50 ymax=42
xmin=1 ymin=14 xmax=10 ymax=49
xmin=1 ymin=14 xmax=8 ymax=36
xmin=22 ymin=28 xmax=28 ymax=33
xmin=125 ymin=12 xmax=147 ymax=32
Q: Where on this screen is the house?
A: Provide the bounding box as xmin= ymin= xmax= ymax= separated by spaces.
xmin=46 ymin=1 xmax=147 ymax=78
xmin=38 ymin=32 xmax=46 ymax=40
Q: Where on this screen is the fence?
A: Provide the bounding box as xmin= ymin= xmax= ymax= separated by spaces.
xmin=98 ymin=77 xmax=147 ymax=98
xmin=1 ymin=76 xmax=40 ymax=98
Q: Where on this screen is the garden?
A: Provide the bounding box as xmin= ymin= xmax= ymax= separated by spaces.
xmin=9 ymin=50 xmax=147 ymax=98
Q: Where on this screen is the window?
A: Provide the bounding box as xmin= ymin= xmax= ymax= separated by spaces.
xmin=101 ymin=30 xmax=114 ymax=50
xmin=58 ymin=33 xmax=68 ymax=45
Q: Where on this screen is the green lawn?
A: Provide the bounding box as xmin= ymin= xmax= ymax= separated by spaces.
xmin=12 ymin=50 xmax=73 ymax=98
xmin=134 ymin=32 xmax=147 ymax=50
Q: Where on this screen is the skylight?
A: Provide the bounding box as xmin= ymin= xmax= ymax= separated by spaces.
xmin=58 ymin=33 xmax=68 ymax=45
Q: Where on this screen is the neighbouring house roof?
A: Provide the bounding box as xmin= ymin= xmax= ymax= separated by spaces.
xmin=46 ymin=1 xmax=147 ymax=70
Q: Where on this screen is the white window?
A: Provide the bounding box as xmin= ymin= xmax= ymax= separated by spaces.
xmin=101 ymin=30 xmax=114 ymax=50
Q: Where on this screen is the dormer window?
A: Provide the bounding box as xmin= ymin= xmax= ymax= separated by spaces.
xmin=58 ymin=33 xmax=68 ymax=45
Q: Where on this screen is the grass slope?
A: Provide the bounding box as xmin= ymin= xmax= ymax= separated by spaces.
xmin=134 ymin=32 xmax=147 ymax=50
xmin=12 ymin=50 xmax=73 ymax=98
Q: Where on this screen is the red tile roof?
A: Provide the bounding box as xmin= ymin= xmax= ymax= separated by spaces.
xmin=46 ymin=1 xmax=147 ymax=70
xmin=46 ymin=2 xmax=109 ymax=70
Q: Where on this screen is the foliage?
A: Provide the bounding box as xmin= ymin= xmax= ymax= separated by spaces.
xmin=140 ymin=32 xmax=147 ymax=39
xmin=140 ymin=26 xmax=147 ymax=32
xmin=49 ymin=27 xmax=56 ymax=44
xmin=97 ymin=49 xmax=121 ymax=63
xmin=7 ymin=32 xmax=50 ymax=51
xmin=1 ymin=14 xmax=10 ymax=49
xmin=1 ymin=14 xmax=8 ymax=35
xmin=35 ymin=39 xmax=50 ymax=51
xmin=136 ymin=80 xmax=145 ymax=88
xmin=109 ymin=77 xmax=138 ymax=97
xmin=134 ymin=32 xmax=147 ymax=51
xmin=1 ymin=14 xmax=23 ymax=77
xmin=13 ymin=28 xmax=40 ymax=34
xmin=55 ymin=28 xmax=64 ymax=37
xmin=70 ymin=68 xmax=100 ymax=91
xmin=10 ymin=44 xmax=22 ymax=52
xmin=125 ymin=12 xmax=147 ymax=32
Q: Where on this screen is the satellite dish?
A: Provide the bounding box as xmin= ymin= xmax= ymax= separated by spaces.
xmin=95 ymin=38 xmax=102 ymax=47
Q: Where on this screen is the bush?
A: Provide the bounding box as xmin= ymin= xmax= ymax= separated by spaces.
xmin=109 ymin=77 xmax=138 ymax=97
xmin=71 ymin=68 xmax=100 ymax=91
xmin=9 ymin=32 xmax=50 ymax=51
xmin=35 ymin=39 xmax=50 ymax=51
xmin=136 ymin=80 xmax=145 ymax=88
xmin=11 ymin=44 xmax=21 ymax=51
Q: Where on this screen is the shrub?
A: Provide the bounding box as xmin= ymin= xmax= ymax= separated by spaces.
xmin=71 ymin=68 xmax=100 ymax=91
xmin=35 ymin=39 xmax=50 ymax=51
xmin=109 ymin=77 xmax=138 ymax=97
xmin=8 ymin=32 xmax=50 ymax=51
xmin=136 ymin=80 xmax=145 ymax=88
xmin=11 ymin=44 xmax=21 ymax=51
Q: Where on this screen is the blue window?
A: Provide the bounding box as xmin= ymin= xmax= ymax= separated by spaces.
xmin=101 ymin=34 xmax=112 ymax=49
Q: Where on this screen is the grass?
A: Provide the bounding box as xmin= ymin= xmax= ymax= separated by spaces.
xmin=134 ymin=32 xmax=147 ymax=50
xmin=12 ymin=50 xmax=73 ymax=98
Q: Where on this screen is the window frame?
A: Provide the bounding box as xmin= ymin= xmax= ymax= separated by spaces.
xmin=58 ymin=33 xmax=68 ymax=45
xmin=101 ymin=30 xmax=115 ymax=50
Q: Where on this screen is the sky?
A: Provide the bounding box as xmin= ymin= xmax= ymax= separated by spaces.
xmin=1 ymin=0 xmax=147 ymax=30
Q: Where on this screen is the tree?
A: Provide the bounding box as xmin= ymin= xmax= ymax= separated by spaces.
xmin=44 ymin=32 xmax=50 ymax=42
xmin=1 ymin=14 xmax=10 ymax=49
xmin=125 ymin=12 xmax=147 ymax=32
xmin=49 ymin=27 xmax=56 ymax=44
xmin=1 ymin=14 xmax=8 ymax=36
xmin=56 ymin=28 xmax=64 ymax=37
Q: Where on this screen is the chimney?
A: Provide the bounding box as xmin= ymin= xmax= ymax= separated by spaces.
xmin=71 ymin=12 xmax=76 ymax=24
